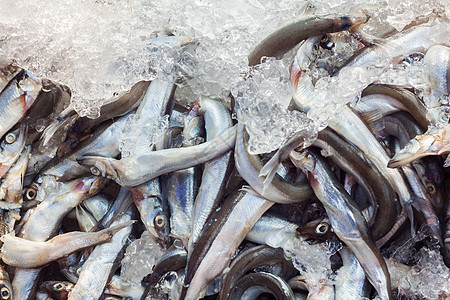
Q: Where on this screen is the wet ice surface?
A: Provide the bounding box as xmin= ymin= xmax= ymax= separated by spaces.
xmin=386 ymin=248 xmax=450 ymax=299
xmin=286 ymin=240 xmax=341 ymax=295
xmin=120 ymin=231 xmax=165 ymax=284
xmin=0 ymin=0 xmax=448 ymax=153
xmin=1 ymin=0 xmax=450 ymax=296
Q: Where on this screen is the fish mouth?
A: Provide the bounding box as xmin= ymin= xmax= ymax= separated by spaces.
xmin=388 ymin=133 xmax=450 ymax=168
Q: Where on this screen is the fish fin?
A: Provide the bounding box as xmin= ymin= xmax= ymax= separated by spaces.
xmin=259 ymin=151 xmax=281 ymax=192
xmin=359 ymin=109 xmax=383 ymax=127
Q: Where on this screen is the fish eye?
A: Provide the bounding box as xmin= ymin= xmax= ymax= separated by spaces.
xmin=154 ymin=215 xmax=167 ymax=228
xmin=0 ymin=287 xmax=10 ymax=299
xmin=5 ymin=133 xmax=16 ymax=144
xmin=426 ymin=183 xmax=436 ymax=195
xmin=53 ymin=282 xmax=65 ymax=290
xmin=313 ymin=44 xmax=320 ymax=51
xmin=90 ymin=166 xmax=100 ymax=176
xmin=25 ymin=188 xmax=37 ymax=200
xmin=315 ymin=222 xmax=329 ymax=235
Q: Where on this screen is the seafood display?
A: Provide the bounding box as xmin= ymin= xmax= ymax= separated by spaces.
xmin=0 ymin=1 xmax=450 ymax=300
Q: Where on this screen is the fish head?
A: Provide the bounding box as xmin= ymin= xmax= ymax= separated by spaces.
xmin=297 ymin=218 xmax=335 ymax=243
xmin=0 ymin=125 xmax=27 ymax=164
xmin=414 ymin=157 xmax=446 ymax=210
xmin=77 ymin=156 xmax=123 ymax=185
xmin=0 ymin=282 xmax=12 ymax=300
xmin=39 ymin=281 xmax=74 ymax=300
xmin=144 ymin=202 xmax=171 ymax=249
xmin=388 ymin=127 xmax=450 ymax=168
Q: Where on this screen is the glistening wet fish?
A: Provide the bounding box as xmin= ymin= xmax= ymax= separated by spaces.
xmin=188 ymin=97 xmax=233 ymax=254
xmin=228 ymin=272 xmax=295 ymax=300
xmin=78 ymin=125 xmax=236 ymax=187
xmin=180 ymin=189 xmax=274 ymax=300
xmin=1 ymin=221 xmax=133 ymax=268
xmin=248 ymin=12 xmax=368 ymax=66
xmin=290 ymin=149 xmax=391 ymax=300
xmin=0 ymin=69 xmax=41 ymax=140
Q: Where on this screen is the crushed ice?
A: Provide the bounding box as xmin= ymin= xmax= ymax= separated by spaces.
xmin=120 ymin=231 xmax=165 ymax=284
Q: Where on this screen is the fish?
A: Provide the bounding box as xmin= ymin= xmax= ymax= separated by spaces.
xmin=1 ymin=221 xmax=133 ymax=268
xmin=38 ymin=112 xmax=131 ymax=182
xmin=41 ymin=81 xmax=150 ymax=150
xmin=0 ymin=69 xmax=41 ymax=140
xmin=131 ymin=179 xmax=171 ymax=248
xmin=248 ymin=12 xmax=368 ymax=66
xmin=235 ymin=123 xmax=313 ymax=204
xmin=227 ymin=272 xmax=295 ymax=299
xmin=0 ymin=125 xmax=27 ymax=179
xmin=334 ymin=248 xmax=371 ymax=300
xmin=0 ymin=146 xmax=30 ymax=209
xmin=188 ymin=97 xmax=233 ymax=253
xmin=389 ymin=124 xmax=450 ymax=167
xmin=68 ymin=211 xmax=134 ymax=300
xmin=78 ymin=125 xmax=237 ymax=187
xmin=180 ymin=189 xmax=274 ymax=300
xmin=219 ymin=245 xmax=297 ymax=299
xmin=424 ymin=45 xmax=450 ymax=98
xmin=290 ymin=149 xmax=391 ymax=300
xmin=12 ymin=177 xmax=104 ymax=300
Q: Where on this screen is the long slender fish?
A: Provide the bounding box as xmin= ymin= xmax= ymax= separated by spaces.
xmin=245 ymin=213 xmax=302 ymax=249
xmin=68 ymin=211 xmax=134 ymax=300
xmin=1 ymin=221 xmax=132 ymax=268
xmin=12 ymin=177 xmax=103 ymax=300
xmin=235 ymin=123 xmax=313 ymax=203
xmin=290 ymin=149 xmax=391 ymax=300
xmin=360 ymin=84 xmax=428 ymax=130
xmin=248 ymin=12 xmax=368 ymax=66
xmin=389 ymin=124 xmax=450 ymax=167
xmin=219 ymin=245 xmax=296 ymax=300
xmin=0 ymin=69 xmax=41 ymax=140
xmin=228 ymin=272 xmax=295 ymax=300
xmin=38 ymin=113 xmax=131 ymax=182
xmin=78 ymin=125 xmax=237 ymax=187
xmin=343 ymin=21 xmax=450 ymax=69
xmin=188 ymin=97 xmax=233 ymax=253
xmin=180 ymin=189 xmax=274 ymax=300
xmin=334 ymin=248 xmax=370 ymax=300
xmin=313 ymin=128 xmax=396 ymax=240
xmin=424 ymin=45 xmax=450 ymax=98
xmin=165 ymin=120 xmax=201 ymax=249
xmin=41 ymin=81 xmax=150 ymax=150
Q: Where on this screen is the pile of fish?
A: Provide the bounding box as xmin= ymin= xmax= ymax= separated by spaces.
xmin=0 ymin=8 xmax=449 ymax=300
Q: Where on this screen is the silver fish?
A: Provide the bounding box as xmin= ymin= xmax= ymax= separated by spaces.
xmin=189 ymin=97 xmax=233 ymax=254
xmin=68 ymin=211 xmax=134 ymax=300
xmin=0 ymin=145 xmax=30 ymax=209
xmin=1 ymin=221 xmax=133 ymax=268
xmin=290 ymin=149 xmax=391 ymax=300
xmin=181 ymin=189 xmax=273 ymax=300
xmin=78 ymin=125 xmax=236 ymax=187
xmin=0 ymin=69 xmax=41 ymax=140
